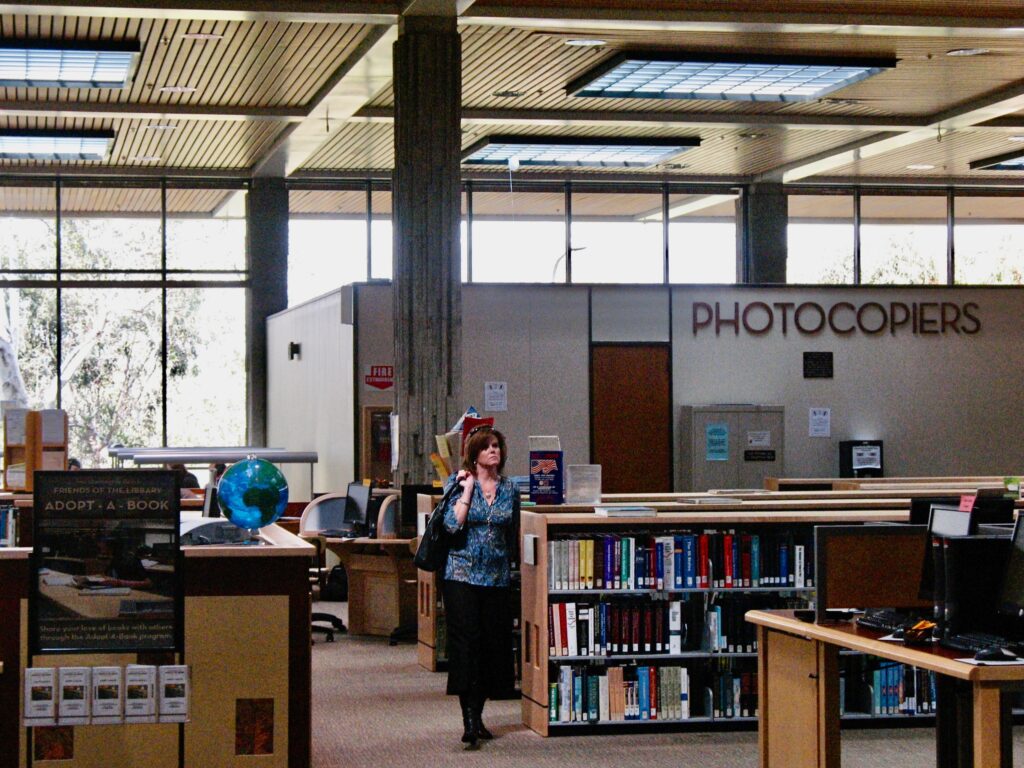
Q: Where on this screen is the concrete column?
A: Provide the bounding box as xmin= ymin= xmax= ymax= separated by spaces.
xmin=743 ymin=183 xmax=788 ymax=284
xmin=246 ymin=177 xmax=288 ymax=445
xmin=392 ymin=14 xmax=462 ymax=485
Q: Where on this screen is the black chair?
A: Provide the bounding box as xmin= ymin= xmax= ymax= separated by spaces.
xmin=300 ymin=495 xmax=350 ymax=641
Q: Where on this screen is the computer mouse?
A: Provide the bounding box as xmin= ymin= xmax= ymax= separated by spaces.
xmin=974 ymin=647 xmax=1018 ymax=661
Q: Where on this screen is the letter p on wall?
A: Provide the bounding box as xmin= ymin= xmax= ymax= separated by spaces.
xmin=692 ymin=302 xmax=713 ymax=335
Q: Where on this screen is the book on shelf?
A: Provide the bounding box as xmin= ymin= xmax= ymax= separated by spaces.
xmin=124 ymin=664 xmax=157 ymax=722
xmin=24 ymin=667 xmax=56 ymax=725
xmin=159 ymin=665 xmax=190 ymax=723
xmin=58 ymin=667 xmax=91 ymax=725
xmin=91 ymin=666 xmax=124 ymax=724
xmin=594 ymin=505 xmax=653 ymax=517
xmin=548 ymin=664 xmax=706 ymax=724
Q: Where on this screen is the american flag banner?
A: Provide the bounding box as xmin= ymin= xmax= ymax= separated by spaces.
xmin=532 ymin=459 xmax=559 ymax=474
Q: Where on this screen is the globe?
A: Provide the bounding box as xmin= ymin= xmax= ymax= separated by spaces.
xmin=217 ymin=458 xmax=289 ymax=530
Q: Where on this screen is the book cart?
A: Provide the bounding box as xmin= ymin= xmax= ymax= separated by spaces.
xmin=520 ymin=506 xmax=942 ymax=736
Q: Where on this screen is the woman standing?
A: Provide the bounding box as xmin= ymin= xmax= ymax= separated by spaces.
xmin=442 ymin=426 xmax=519 ymax=749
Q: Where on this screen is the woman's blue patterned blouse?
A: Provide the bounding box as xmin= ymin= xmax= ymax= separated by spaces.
xmin=443 ymin=472 xmax=518 ymax=587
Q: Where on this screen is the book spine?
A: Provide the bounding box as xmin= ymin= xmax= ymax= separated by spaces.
xmin=673 ymin=536 xmax=684 ymax=589
xmin=549 ymin=682 xmax=558 ymax=722
xmin=795 ymin=544 xmax=805 ymax=589
xmin=683 ymin=535 xmax=695 ymax=588
xmin=751 ymin=535 xmax=760 ymax=587
xmin=723 ymin=533 xmax=734 ymax=588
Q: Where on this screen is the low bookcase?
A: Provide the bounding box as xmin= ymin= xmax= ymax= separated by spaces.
xmin=519 ymin=508 xmax=922 ymax=736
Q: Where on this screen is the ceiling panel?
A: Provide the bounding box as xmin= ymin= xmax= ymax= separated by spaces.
xmin=289 ymin=188 xmax=368 ymax=215
xmin=0 ymin=116 xmax=285 ymax=169
xmin=0 ymin=15 xmax=376 ymax=108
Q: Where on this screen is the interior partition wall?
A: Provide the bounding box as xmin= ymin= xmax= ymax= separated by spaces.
xmin=0 ymin=178 xmax=249 ymax=469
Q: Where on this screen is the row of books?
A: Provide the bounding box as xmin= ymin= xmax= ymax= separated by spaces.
xmin=549 ymin=665 xmax=692 ymax=723
xmin=23 ymin=665 xmax=190 ymax=726
xmin=841 ymin=660 xmax=938 ymax=716
xmin=0 ymin=506 xmax=17 ymax=546
xmin=548 ymin=593 xmax=803 ymax=658
xmin=547 ymin=531 xmax=812 ymax=592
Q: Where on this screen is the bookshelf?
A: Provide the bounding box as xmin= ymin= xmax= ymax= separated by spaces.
xmin=519 ymin=508 xmax=938 ymax=736
xmin=3 ymin=409 xmax=68 ymax=492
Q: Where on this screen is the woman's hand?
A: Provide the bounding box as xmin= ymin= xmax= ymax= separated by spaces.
xmin=454 ymin=470 xmax=475 ymax=526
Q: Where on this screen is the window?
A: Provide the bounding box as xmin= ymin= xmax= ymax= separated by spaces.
xmin=861 ymin=194 xmax=947 ymax=285
xmin=787 ymin=193 xmax=854 ymax=284
xmin=470 ymin=184 xmax=566 ymax=283
xmin=571 ymin=188 xmax=663 ymax=283
xmin=370 ymin=185 xmax=392 ymax=281
xmin=668 ymin=192 xmax=738 ymax=283
xmin=0 ymin=180 xmax=248 ymax=468
xmin=953 ymin=196 xmax=1024 ymax=285
xmin=288 ymin=188 xmax=368 ymax=306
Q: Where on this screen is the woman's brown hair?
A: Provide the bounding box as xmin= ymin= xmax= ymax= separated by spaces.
xmin=461 ymin=426 xmax=507 ymax=475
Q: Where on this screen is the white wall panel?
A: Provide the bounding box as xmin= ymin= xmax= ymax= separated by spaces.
xmin=591 ymin=286 xmax=670 ymax=342
xmin=267 ymin=290 xmax=354 ymax=500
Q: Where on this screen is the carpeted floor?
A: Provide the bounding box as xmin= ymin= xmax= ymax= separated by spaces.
xmin=311 ymin=602 xmax=1023 ymax=767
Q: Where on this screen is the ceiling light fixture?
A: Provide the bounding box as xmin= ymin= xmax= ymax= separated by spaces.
xmin=0 ymin=129 xmax=114 ymax=160
xmin=0 ymin=39 xmax=140 ymax=88
xmin=128 ymin=154 xmax=162 ymax=162
xmin=906 ymin=163 xmax=935 ymax=170
xmin=181 ymin=32 xmax=224 ymax=42
xmin=158 ymin=85 xmax=196 ymax=94
xmin=565 ymin=39 xmax=607 ymax=47
xmin=567 ymin=51 xmax=897 ymax=102
xmin=491 ymin=89 xmax=523 ymax=98
xmin=946 ymin=48 xmax=989 ymax=57
xmin=462 ymin=135 xmax=699 ymax=168
xmin=142 ymin=123 xmax=177 ymax=131
xmin=970 ymin=148 xmax=1024 ymax=171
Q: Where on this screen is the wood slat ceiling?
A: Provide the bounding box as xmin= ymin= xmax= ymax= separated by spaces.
xmin=0 ymin=185 xmax=237 ymax=214
xmin=364 ymin=24 xmax=1024 ymax=120
xmin=0 ymin=116 xmax=283 ymax=169
xmin=814 ymin=129 xmax=1024 ymax=179
xmin=302 ymin=118 xmax=876 ymax=177
xmin=0 ymin=15 xmax=375 ymax=108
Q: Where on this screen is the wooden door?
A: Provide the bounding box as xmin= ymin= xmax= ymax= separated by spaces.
xmin=590 ymin=344 xmax=672 ymax=494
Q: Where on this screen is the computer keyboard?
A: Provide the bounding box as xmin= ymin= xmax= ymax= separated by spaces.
xmin=940 ymin=631 xmax=1019 ymax=654
xmin=856 ymin=609 xmax=923 ymax=633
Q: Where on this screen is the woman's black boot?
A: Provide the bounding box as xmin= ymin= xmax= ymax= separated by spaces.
xmin=473 ymin=696 xmax=493 ymax=740
xmin=460 ymin=697 xmax=479 ymax=748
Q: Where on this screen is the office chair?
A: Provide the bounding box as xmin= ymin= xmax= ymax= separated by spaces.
xmin=299 ymin=494 xmax=351 ymax=641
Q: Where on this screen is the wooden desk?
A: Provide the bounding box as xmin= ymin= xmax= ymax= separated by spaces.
xmin=323 ymin=537 xmax=416 ymax=637
xmin=747 ymin=609 xmax=1024 ymax=768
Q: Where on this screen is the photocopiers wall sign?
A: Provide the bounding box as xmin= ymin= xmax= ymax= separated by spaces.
xmin=691 ymin=300 xmax=981 ymax=338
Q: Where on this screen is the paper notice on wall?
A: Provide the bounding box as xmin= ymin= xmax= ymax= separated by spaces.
xmin=747 ymin=430 xmax=771 ymax=448
xmin=705 ymin=423 xmax=729 ymax=461
xmin=484 ymin=381 xmax=508 ymax=412
xmin=809 ymin=408 xmax=831 ymax=438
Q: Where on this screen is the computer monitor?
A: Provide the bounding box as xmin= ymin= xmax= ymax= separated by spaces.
xmin=997 ymin=517 xmax=1024 ymax=620
xmin=908 ymin=496 xmax=959 ymax=525
xmin=928 ymin=504 xmax=973 ymax=538
xmin=344 ymin=482 xmax=371 ymax=529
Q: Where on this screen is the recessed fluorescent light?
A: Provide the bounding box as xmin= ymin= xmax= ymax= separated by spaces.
xmin=567 ymin=51 xmax=897 ymax=102
xmin=462 ymin=135 xmax=699 ymax=168
xmin=491 ymin=89 xmax=523 ymax=98
xmin=0 ymin=129 xmax=114 ymax=160
xmin=128 ymin=155 xmax=162 ymax=162
xmin=970 ymin=148 xmax=1024 ymax=171
xmin=181 ymin=32 xmax=224 ymax=42
xmin=0 ymin=39 xmax=140 ymax=88
xmin=565 ymin=39 xmax=607 ymax=47
xmin=946 ymin=48 xmax=989 ymax=57
xmin=158 ymin=85 xmax=196 ymax=94
xmin=142 ymin=123 xmax=177 ymax=131
xmin=906 ymin=163 xmax=935 ymax=170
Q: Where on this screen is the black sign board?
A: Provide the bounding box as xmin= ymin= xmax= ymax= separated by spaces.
xmin=803 ymin=351 xmax=834 ymax=379
xmin=32 ymin=470 xmax=181 ymax=653
xmin=744 ymin=450 xmax=777 ymax=462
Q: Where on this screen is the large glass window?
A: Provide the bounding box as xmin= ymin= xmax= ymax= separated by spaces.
xmin=953 ymin=196 xmax=1024 ymax=285
xmin=370 ymin=185 xmax=392 ymax=281
xmin=0 ymin=180 xmax=248 ymax=469
xmin=787 ymin=193 xmax=854 ymax=284
xmin=471 ymin=184 xmax=566 ymax=282
xmin=288 ymin=188 xmax=368 ymax=306
xmin=668 ymin=192 xmax=738 ymax=283
xmin=571 ymin=189 xmax=663 ymax=283
xmin=861 ymin=194 xmax=947 ymax=284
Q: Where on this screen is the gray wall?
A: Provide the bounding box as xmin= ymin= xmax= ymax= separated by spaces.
xmin=269 ymin=282 xmax=1024 ymax=492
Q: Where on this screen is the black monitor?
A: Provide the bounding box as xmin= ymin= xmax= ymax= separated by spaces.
xmin=909 ymin=496 xmax=959 ymax=525
xmin=928 ymin=504 xmax=973 ymax=538
xmin=344 ymin=482 xmax=371 ymax=529
xmin=998 ymin=517 xmax=1024 ymax=620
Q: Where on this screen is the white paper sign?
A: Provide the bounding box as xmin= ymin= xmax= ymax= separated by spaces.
xmin=484 ymin=381 xmax=508 ymax=412
xmin=747 ymin=430 xmax=771 ymax=448
xmin=809 ymin=408 xmax=831 ymax=438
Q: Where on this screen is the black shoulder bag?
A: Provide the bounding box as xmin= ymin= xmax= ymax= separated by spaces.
xmin=414 ymin=482 xmax=461 ymax=572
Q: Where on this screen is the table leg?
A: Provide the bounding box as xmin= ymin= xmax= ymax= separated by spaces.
xmin=971 ymin=682 xmax=1011 ymax=768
